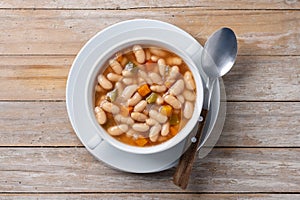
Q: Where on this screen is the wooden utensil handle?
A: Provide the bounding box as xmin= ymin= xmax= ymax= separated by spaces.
xmin=173 ymin=109 xmax=208 ymax=189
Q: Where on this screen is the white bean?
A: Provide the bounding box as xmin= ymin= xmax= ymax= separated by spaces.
xmin=150 ymin=85 xmax=167 ymax=93
xmin=161 ymin=122 xmax=170 ymax=136
xmin=95 ymin=96 xmax=105 ymax=106
xmin=165 ymin=79 xmax=176 ymax=88
xmin=184 ymin=71 xmax=196 ymax=90
xmin=109 ymin=59 xmax=123 ymax=75
xmin=114 ymin=114 xmax=134 ymax=125
xmin=149 ymin=110 xmax=168 ymax=124
xmin=95 ymin=107 xmax=107 ymax=125
xmin=168 ymin=66 xmax=179 ymax=80
xmin=134 ymin=100 xmax=147 ymax=112
xmin=149 ymin=72 xmax=163 ymax=84
xmin=169 ymin=79 xmax=185 ymax=96
xmin=122 ymin=70 xmax=133 ymax=77
xmin=158 ymin=136 xmax=168 ymax=143
xmin=122 ymin=84 xmax=138 ymax=99
xmin=149 ymin=47 xmax=168 ymax=57
xmin=157 ymin=58 xmax=166 ymax=77
xmin=166 ymin=56 xmax=182 ymax=66
xmin=149 ymin=124 xmax=161 ymax=142
xmin=146 ymin=118 xmax=158 ymax=126
xmin=132 ymin=123 xmax=149 ymax=132
xmin=176 ymin=94 xmax=185 ymax=104
xmin=107 ymin=73 xmax=122 ymax=82
xmin=120 ymin=56 xmax=128 ymax=67
xmin=138 ymin=77 xmax=146 ymax=86
xmin=146 ymin=78 xmax=153 ymax=85
xmin=164 ymin=95 xmax=181 ymax=109
xmin=101 ymin=101 xmax=120 ymax=114
xmin=131 ymin=112 xmax=148 ymax=122
xmin=138 ymin=70 xmax=153 ymax=85
xmin=183 ymin=90 xmax=196 ymax=101
xmin=150 ymin=55 xmax=159 ymax=62
xmin=127 ymin=92 xmax=142 ymax=106
xmin=184 ymin=101 xmax=194 ymax=119
xmin=95 ymin=84 xmax=104 ymax=93
xmin=143 ymin=109 xmax=149 ymax=116
xmin=97 ymin=74 xmax=113 ymax=90
xmin=155 ymin=95 xmax=164 ymax=105
xmin=145 ymin=49 xmax=151 ymax=61
xmin=107 ymin=124 xmax=128 ymax=136
xmin=122 ymin=77 xmax=134 ymax=85
xmin=115 ymin=82 xmax=124 ymax=95
xmin=165 ymin=67 xmax=179 ymax=88
xmin=126 ymin=129 xmax=135 ymax=138
xmin=133 ymin=45 xmax=145 ymax=64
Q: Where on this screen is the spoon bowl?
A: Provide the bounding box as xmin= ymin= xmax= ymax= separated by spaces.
xmin=202 ymin=27 xmax=238 ymax=78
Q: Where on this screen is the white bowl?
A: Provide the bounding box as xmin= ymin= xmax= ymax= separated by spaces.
xmin=68 ymin=19 xmax=203 ymax=155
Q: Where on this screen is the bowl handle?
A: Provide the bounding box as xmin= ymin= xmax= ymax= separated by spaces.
xmin=86 ymin=134 xmax=103 ymax=150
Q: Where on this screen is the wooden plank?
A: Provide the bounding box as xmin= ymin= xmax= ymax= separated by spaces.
xmin=1 ymin=101 xmax=299 ymax=147
xmin=1 ymin=55 xmax=299 ymax=101
xmin=0 ymin=10 xmax=299 ymax=56
xmin=0 ymin=56 xmax=70 ymax=100
xmin=0 ymin=102 xmax=81 ymax=146
xmin=225 ymin=56 xmax=300 ymax=101
xmin=0 ymin=148 xmax=299 ymax=192
xmin=0 ymin=0 xmax=299 ymax=10
xmin=218 ymin=102 xmax=300 ymax=147
xmin=0 ymin=56 xmax=72 ymax=101
xmin=1 ymin=194 xmax=300 ymax=200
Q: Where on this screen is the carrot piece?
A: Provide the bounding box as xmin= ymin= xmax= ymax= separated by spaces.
xmin=137 ymin=84 xmax=151 ymax=97
xmin=135 ymin=137 xmax=148 ymax=147
xmin=170 ymin=126 xmax=178 ymax=136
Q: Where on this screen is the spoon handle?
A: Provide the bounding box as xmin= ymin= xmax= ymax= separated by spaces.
xmin=173 ymin=109 xmax=208 ymax=189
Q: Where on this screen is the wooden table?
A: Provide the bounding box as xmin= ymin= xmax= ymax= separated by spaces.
xmin=1 ymin=1 xmax=299 ymax=199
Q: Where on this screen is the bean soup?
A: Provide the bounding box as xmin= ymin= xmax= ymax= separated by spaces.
xmin=94 ymin=45 xmax=196 ymax=147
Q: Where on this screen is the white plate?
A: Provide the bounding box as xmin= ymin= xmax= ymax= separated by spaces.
xmin=66 ymin=19 xmax=220 ymax=173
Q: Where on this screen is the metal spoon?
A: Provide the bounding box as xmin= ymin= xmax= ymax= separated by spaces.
xmin=173 ymin=27 xmax=238 ymax=189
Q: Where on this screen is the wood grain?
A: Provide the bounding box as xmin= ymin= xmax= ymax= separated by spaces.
xmin=0 ymin=148 xmax=299 ymax=192
xmin=0 ymin=0 xmax=299 ymax=9
xmin=1 ymin=101 xmax=299 ymax=147
xmin=0 ymin=56 xmax=72 ymax=101
xmin=0 ymin=102 xmax=80 ymax=146
xmin=0 ymin=10 xmax=299 ymax=56
xmin=0 ymin=55 xmax=299 ymax=101
xmin=219 ymin=102 xmax=300 ymax=147
xmin=1 ymin=194 xmax=300 ymax=200
xmin=225 ymin=56 xmax=300 ymax=101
